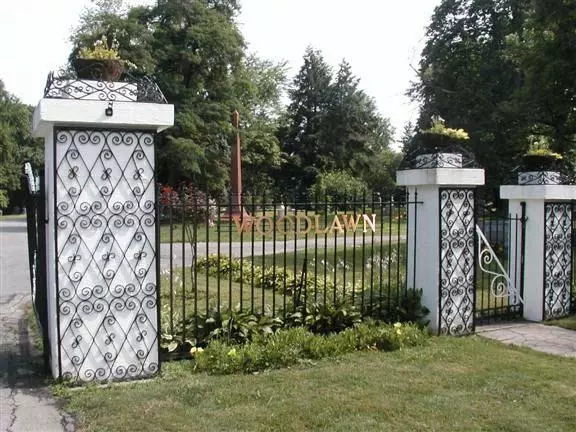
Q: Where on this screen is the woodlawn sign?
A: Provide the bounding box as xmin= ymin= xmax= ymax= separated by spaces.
xmin=231 ymin=213 xmax=378 ymax=236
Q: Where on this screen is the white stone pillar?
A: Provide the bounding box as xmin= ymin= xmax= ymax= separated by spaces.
xmin=500 ymin=185 xmax=576 ymax=321
xmin=398 ymin=168 xmax=485 ymax=335
xmin=32 ymin=93 xmax=174 ymax=382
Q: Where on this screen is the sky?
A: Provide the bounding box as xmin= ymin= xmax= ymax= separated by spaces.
xmin=0 ymin=0 xmax=440 ymax=142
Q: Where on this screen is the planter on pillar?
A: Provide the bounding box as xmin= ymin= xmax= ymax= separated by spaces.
xmin=500 ymin=185 xmax=576 ymax=321
xmin=397 ymin=167 xmax=485 ymax=336
xmin=32 ymin=71 xmax=174 ymax=382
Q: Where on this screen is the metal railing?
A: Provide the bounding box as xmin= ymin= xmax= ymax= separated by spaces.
xmin=157 ymin=188 xmax=419 ymax=358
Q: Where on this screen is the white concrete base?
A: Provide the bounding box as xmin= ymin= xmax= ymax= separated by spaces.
xmin=501 ymin=185 xmax=576 ymax=201
xmin=397 ymin=168 xmax=485 ymax=187
xmin=34 ymin=95 xmax=174 ymax=382
xmin=398 ymin=168 xmax=485 ymax=335
xmin=33 ymin=98 xmax=174 ymax=137
xmin=503 ymin=184 xmax=576 ymax=322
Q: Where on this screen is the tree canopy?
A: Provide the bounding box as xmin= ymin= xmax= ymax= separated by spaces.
xmin=410 ymin=0 xmax=576 ymax=187
xmin=0 ymin=81 xmax=42 ymax=210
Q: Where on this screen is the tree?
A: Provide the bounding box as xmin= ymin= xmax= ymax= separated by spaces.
xmin=410 ymin=0 xmax=531 ymax=187
xmin=278 ymin=47 xmax=333 ymax=194
xmin=279 ymin=49 xmax=394 ymax=196
xmin=70 ymin=0 xmax=285 ymax=196
xmin=506 ymin=0 xmax=576 ymax=160
xmin=0 ymin=80 xmax=42 ymax=211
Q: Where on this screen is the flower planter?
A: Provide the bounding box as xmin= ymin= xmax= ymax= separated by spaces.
xmin=521 ymin=154 xmax=560 ymax=172
xmin=73 ymin=59 xmax=125 ymax=81
xmin=415 ymin=153 xmax=463 ymax=169
xmin=518 ymin=171 xmax=561 ymax=185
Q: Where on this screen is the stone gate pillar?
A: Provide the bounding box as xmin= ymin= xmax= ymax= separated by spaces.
xmin=397 ymin=167 xmax=485 ymax=335
xmin=32 ymin=72 xmax=174 ymax=382
xmin=501 ymin=183 xmax=575 ymax=321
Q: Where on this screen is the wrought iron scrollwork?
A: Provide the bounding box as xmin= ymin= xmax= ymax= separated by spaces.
xmin=399 ymin=140 xmax=480 ymax=170
xmin=55 ymin=128 xmax=158 ymax=382
xmin=476 ymin=225 xmax=523 ymax=303
xmin=543 ymin=202 xmax=573 ymax=319
xmin=439 ymin=189 xmax=475 ymax=336
xmin=44 ymin=70 xmax=167 ymax=104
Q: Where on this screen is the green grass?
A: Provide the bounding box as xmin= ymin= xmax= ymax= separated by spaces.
xmin=543 ymin=314 xmax=576 ymax=331
xmin=55 ymin=336 xmax=576 ymax=432
xmin=0 ymin=213 xmax=26 ymax=220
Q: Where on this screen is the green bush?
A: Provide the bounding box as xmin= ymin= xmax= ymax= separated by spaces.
xmin=308 ymin=170 xmax=369 ymax=211
xmin=285 ymin=298 xmax=362 ymax=334
xmin=193 ymin=322 xmax=428 ymax=375
xmin=358 ymin=288 xmax=430 ymax=326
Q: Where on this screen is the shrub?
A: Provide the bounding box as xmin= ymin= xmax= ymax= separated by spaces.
xmin=308 ymin=170 xmax=369 ymax=211
xmin=193 ymin=322 xmax=428 ymax=375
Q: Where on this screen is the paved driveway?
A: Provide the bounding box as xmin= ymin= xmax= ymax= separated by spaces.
xmin=0 ymin=218 xmax=73 ymax=432
xmin=159 ymin=235 xmax=406 ymax=269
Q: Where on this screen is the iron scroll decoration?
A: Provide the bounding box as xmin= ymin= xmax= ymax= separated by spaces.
xmin=43 ymin=70 xmax=168 ymax=104
xmin=439 ymin=188 xmax=475 ymax=336
xmin=543 ymin=202 xmax=573 ymax=319
xmin=54 ymin=128 xmax=159 ymax=381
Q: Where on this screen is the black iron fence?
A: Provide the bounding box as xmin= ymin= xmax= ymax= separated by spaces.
xmin=157 ymin=188 xmax=419 ymax=358
xmin=474 ymin=195 xmax=526 ymax=323
xmin=571 ymin=201 xmax=576 ymax=313
xmin=23 ymin=169 xmax=50 ymax=370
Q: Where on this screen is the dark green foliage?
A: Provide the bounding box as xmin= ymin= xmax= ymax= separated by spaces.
xmin=193 ymin=322 xmax=429 ymax=375
xmin=284 ymin=299 xmax=362 ymax=335
xmin=308 ymin=170 xmax=368 ymax=208
xmin=277 ymin=49 xmax=395 ymax=196
xmin=411 ymin=0 xmax=576 ymax=186
xmin=161 ymin=306 xmax=284 ymax=353
xmin=70 ymin=0 xmax=286 ymax=196
xmin=358 ymin=288 xmax=430 ymax=326
xmin=0 ymin=81 xmax=43 ymax=211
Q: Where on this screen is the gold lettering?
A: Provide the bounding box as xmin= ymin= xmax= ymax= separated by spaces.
xmin=362 ymin=214 xmax=377 ymax=233
xmin=255 ymin=216 xmax=274 ymax=236
xmin=314 ymin=215 xmax=330 ymax=235
xmin=232 ymin=215 xmax=253 ymax=233
xmin=340 ymin=214 xmax=361 ymax=232
xmin=329 ymin=215 xmax=344 ymax=234
xmin=296 ymin=215 xmax=312 ymax=235
xmin=277 ymin=215 xmax=294 ymax=236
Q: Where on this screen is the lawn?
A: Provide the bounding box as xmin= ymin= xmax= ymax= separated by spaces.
xmin=543 ymin=315 xmax=576 ymax=331
xmin=56 ymin=336 xmax=576 ymax=432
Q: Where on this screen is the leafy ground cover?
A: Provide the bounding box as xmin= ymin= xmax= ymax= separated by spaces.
xmin=56 ymin=336 xmax=576 ymax=432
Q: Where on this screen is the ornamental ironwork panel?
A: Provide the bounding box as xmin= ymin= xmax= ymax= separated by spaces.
xmin=439 ymin=189 xmax=475 ymax=335
xmin=54 ymin=128 xmax=158 ymax=382
xmin=543 ymin=202 xmax=573 ymax=319
xmin=44 ymin=71 xmax=167 ymax=103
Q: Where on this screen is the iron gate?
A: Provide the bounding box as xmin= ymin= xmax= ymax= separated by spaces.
xmin=23 ymin=164 xmax=50 ymax=370
xmin=474 ymin=197 xmax=526 ymax=323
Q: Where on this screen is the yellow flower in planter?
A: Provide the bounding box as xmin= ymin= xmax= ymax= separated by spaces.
xmin=422 ymin=115 xmax=470 ymax=141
